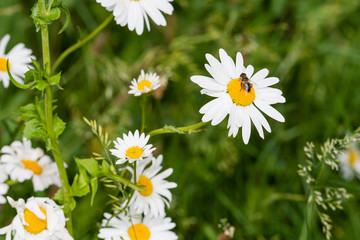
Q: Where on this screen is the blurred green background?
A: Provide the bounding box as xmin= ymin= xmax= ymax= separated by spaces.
xmin=1 ymin=0 xmax=360 ymax=239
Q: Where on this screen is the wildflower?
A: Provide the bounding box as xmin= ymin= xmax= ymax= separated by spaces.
xmin=338 ymin=147 xmax=360 ymax=180
xmin=110 ymin=130 xmax=155 ymax=164
xmin=0 ymin=168 xmax=9 ymax=204
xmin=128 ymin=70 xmax=161 ymax=96
xmin=0 ymin=34 xmax=35 ymax=88
xmin=191 ymin=48 xmax=285 ymax=144
xmin=128 ymin=154 xmax=177 ymax=217
xmin=98 ymin=209 xmax=178 ymax=240
xmin=0 ymin=138 xmax=62 ymax=191
xmin=0 ymin=197 xmax=73 ymax=240
xmin=96 ymin=0 xmax=174 ymax=35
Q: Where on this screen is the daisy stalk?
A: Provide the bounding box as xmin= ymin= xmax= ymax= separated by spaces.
xmin=51 ymin=14 xmax=114 ymax=73
xmin=37 ymin=0 xmax=73 ymax=235
xmin=148 ymin=121 xmax=209 ymax=136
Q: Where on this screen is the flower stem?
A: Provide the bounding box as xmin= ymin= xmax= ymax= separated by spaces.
xmin=38 ymin=0 xmax=73 ymax=235
xmin=141 ymin=95 xmax=146 ymax=133
xmin=148 ymin=121 xmax=209 ymax=137
xmin=51 ymin=14 xmax=114 ymax=73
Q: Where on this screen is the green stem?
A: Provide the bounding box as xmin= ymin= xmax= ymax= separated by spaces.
xmin=148 ymin=121 xmax=209 ymax=137
xmin=38 ymin=0 xmax=73 ymax=235
xmin=141 ymin=95 xmax=146 ymax=133
xmin=51 ymin=14 xmax=114 ymax=73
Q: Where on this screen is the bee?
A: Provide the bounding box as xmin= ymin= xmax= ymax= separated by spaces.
xmin=240 ymin=73 xmax=252 ymax=93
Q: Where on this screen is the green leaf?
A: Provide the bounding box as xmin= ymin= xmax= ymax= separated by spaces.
xmin=48 ymin=8 xmax=61 ymax=21
xmin=71 ymin=173 xmax=90 ymax=197
xmin=90 ymin=177 xmax=98 ymax=206
xmin=54 ymin=115 xmax=66 ymax=139
xmin=31 ymin=3 xmax=41 ymax=32
xmin=58 ymin=4 xmax=71 ymax=34
xmin=101 ymin=160 xmax=111 ymax=175
xmin=48 ymin=72 xmax=61 ymax=85
xmin=19 ymin=103 xmax=37 ymax=120
xmin=23 ymin=118 xmax=48 ymax=140
xmin=53 ymin=188 xmax=64 ymax=203
xmin=75 ymin=158 xmax=99 ymax=177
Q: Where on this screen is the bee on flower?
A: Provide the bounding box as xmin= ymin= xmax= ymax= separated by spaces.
xmin=0 ymin=197 xmax=73 ymax=240
xmin=0 ymin=34 xmax=35 ymax=88
xmin=0 ymin=137 xmax=62 ymax=192
xmin=338 ymin=146 xmax=360 ymax=181
xmin=191 ymin=48 xmax=285 ymax=144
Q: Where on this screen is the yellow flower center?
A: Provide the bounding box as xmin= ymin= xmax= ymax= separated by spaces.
xmin=348 ymin=151 xmax=357 ymax=166
xmin=137 ymin=80 xmax=152 ymax=91
xmin=137 ymin=175 xmax=153 ymax=196
xmin=126 ymin=146 xmax=144 ymax=159
xmin=0 ymin=58 xmax=10 ymax=72
xmin=21 ymin=160 xmax=43 ymax=175
xmin=128 ymin=223 xmax=151 ymax=240
xmin=23 ymin=207 xmax=47 ymax=234
xmin=227 ymin=78 xmax=255 ymax=106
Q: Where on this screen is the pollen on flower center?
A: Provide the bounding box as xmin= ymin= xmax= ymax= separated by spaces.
xmin=348 ymin=151 xmax=357 ymax=166
xmin=137 ymin=175 xmax=153 ymax=196
xmin=137 ymin=80 xmax=152 ymax=91
xmin=128 ymin=223 xmax=151 ymax=240
xmin=21 ymin=160 xmax=43 ymax=175
xmin=23 ymin=207 xmax=47 ymax=234
xmin=227 ymin=78 xmax=255 ymax=106
xmin=0 ymin=57 xmax=11 ymax=72
xmin=126 ymin=146 xmax=144 ymax=159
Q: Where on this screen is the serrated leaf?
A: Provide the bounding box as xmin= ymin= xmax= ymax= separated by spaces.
xmin=71 ymin=173 xmax=90 ymax=197
xmin=90 ymin=177 xmax=98 ymax=206
xmin=48 ymin=8 xmax=61 ymax=21
xmin=53 ymin=188 xmax=64 ymax=203
xmin=53 ymin=115 xmax=66 ymax=139
xmin=31 ymin=3 xmax=41 ymax=32
xmin=48 ymin=72 xmax=61 ymax=85
xmin=75 ymin=158 xmax=99 ymax=177
xmin=19 ymin=103 xmax=37 ymax=120
xmin=23 ymin=118 xmax=48 ymax=141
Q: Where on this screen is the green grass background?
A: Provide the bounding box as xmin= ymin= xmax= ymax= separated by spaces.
xmin=1 ymin=0 xmax=360 ymax=239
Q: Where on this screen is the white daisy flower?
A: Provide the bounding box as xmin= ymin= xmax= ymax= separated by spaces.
xmin=110 ymin=130 xmax=155 ymax=164
xmin=338 ymin=147 xmax=360 ymax=181
xmin=0 ymin=34 xmax=35 ymax=88
xmin=96 ymin=0 xmax=174 ymax=35
xmin=0 ymin=137 xmax=62 ymax=192
xmin=0 ymin=167 xmax=9 ymax=204
xmin=0 ymin=197 xmax=73 ymax=240
xmin=128 ymin=70 xmax=161 ymax=96
xmin=190 ymin=48 xmax=286 ymax=144
xmin=98 ymin=209 xmax=178 ymax=240
xmin=127 ymin=154 xmax=177 ymax=217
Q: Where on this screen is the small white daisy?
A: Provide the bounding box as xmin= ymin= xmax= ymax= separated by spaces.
xmin=127 ymin=154 xmax=177 ymax=217
xmin=191 ymin=48 xmax=286 ymax=144
xmin=96 ymin=0 xmax=174 ymax=35
xmin=0 ymin=167 xmax=9 ymax=204
xmin=98 ymin=209 xmax=178 ymax=240
xmin=0 ymin=137 xmax=62 ymax=191
xmin=128 ymin=70 xmax=161 ymax=96
xmin=110 ymin=130 xmax=155 ymax=165
xmin=0 ymin=197 xmax=73 ymax=240
xmin=0 ymin=34 xmax=35 ymax=88
xmin=338 ymin=147 xmax=360 ymax=181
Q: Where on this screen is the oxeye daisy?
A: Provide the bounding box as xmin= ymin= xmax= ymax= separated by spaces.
xmin=96 ymin=0 xmax=174 ymax=35
xmin=98 ymin=209 xmax=178 ymax=240
xmin=191 ymin=48 xmax=286 ymax=144
xmin=0 ymin=167 xmax=9 ymax=204
xmin=0 ymin=137 xmax=62 ymax=191
xmin=128 ymin=70 xmax=161 ymax=96
xmin=0 ymin=34 xmax=35 ymax=88
xmin=338 ymin=146 xmax=360 ymax=181
xmin=127 ymin=154 xmax=177 ymax=217
xmin=110 ymin=130 xmax=155 ymax=165
xmin=0 ymin=197 xmax=73 ymax=240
